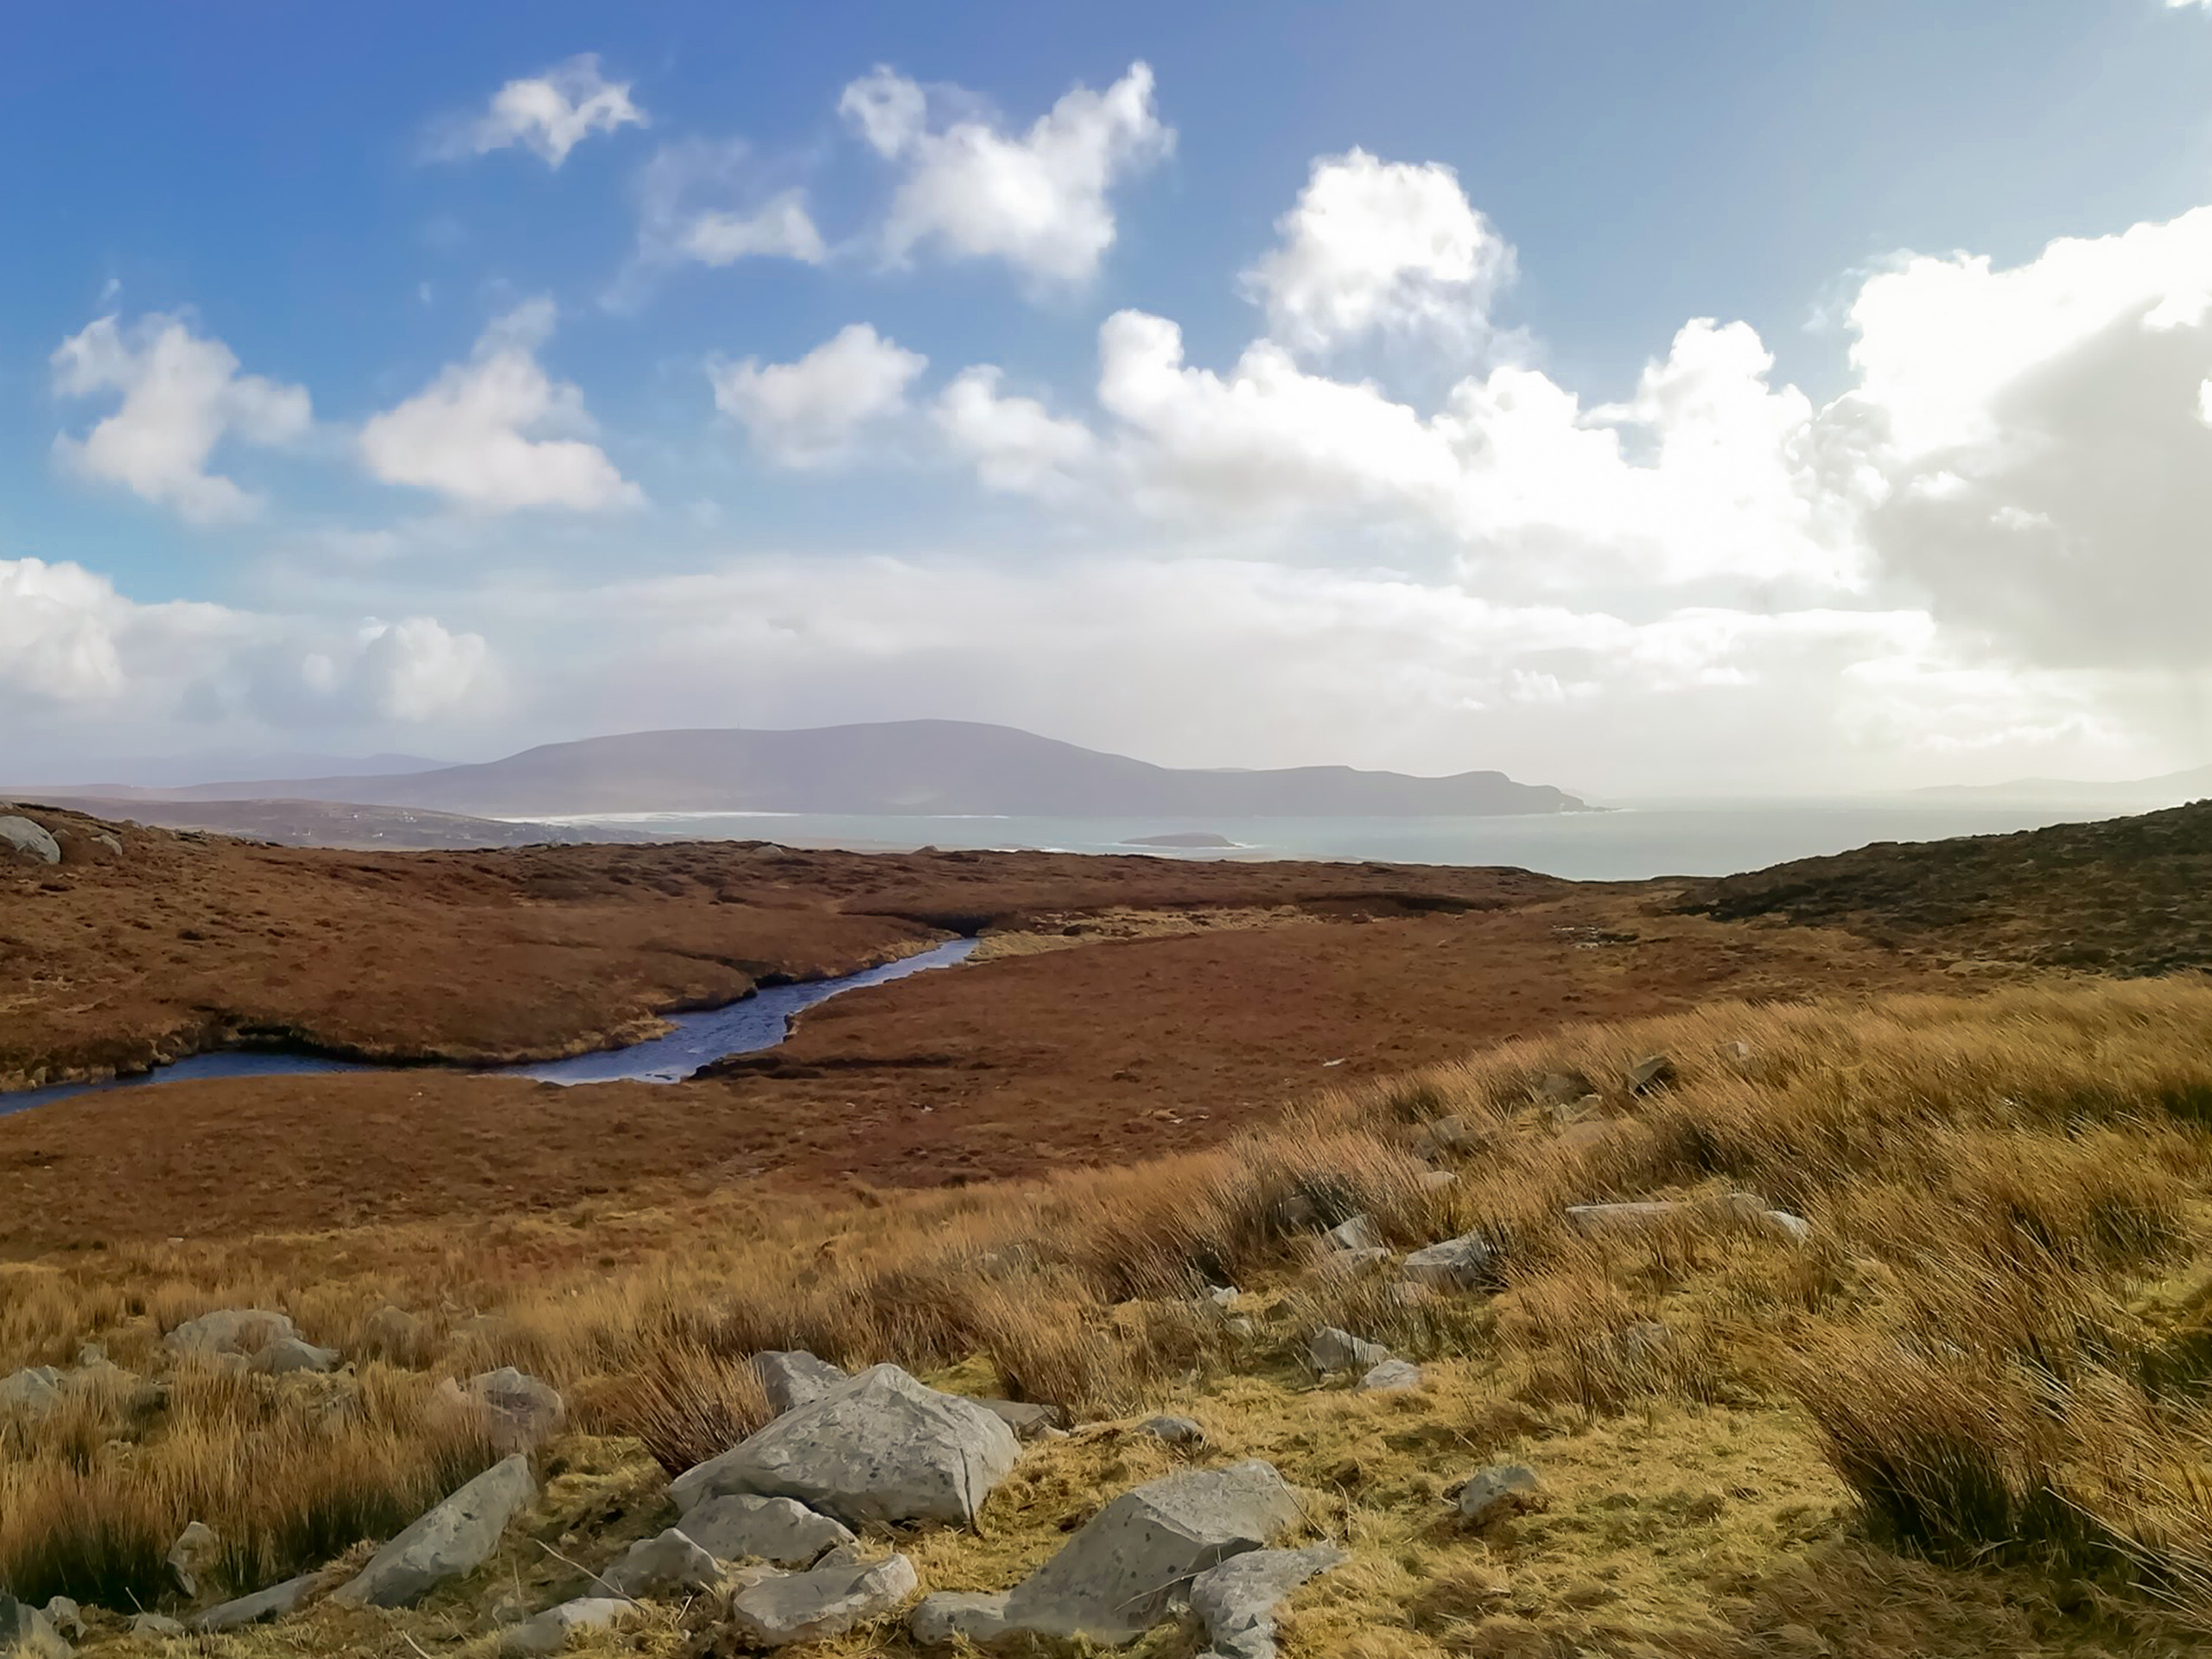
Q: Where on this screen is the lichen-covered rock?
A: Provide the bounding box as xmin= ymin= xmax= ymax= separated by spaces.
xmin=194 ymin=1572 xmax=322 ymax=1633
xmin=331 ymin=1454 xmax=537 ymax=1608
xmin=726 ymin=1554 xmax=918 ymax=1648
xmin=751 ymin=1350 xmax=848 ymax=1414
xmin=498 ymin=1597 xmax=628 ymax=1656
xmin=1189 ymin=1543 xmax=1349 ymax=1659
xmin=669 ymin=1363 xmax=1019 ymax=1529
xmin=678 ymin=1493 xmax=855 ymax=1567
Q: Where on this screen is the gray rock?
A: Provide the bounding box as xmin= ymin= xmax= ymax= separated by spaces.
xmin=0 ymin=1594 xmax=70 ymax=1659
xmin=167 ymin=1307 xmax=296 ymax=1357
xmin=601 ymin=1528 xmax=721 ymax=1598
xmin=0 ymin=1365 xmax=63 ymax=1421
xmin=1763 ymin=1209 xmax=1814 ymax=1243
xmin=1416 ymin=1115 xmax=1474 ymax=1152
xmin=1417 ymin=1169 xmax=1459 ymax=1192
xmin=331 ymin=1452 xmax=537 ymax=1607
xmin=1201 ymin=1284 xmax=1242 ymax=1308
xmin=1357 ymin=1359 xmax=1422 ymax=1393
xmin=1564 ymin=1200 xmax=1681 ymax=1233
xmin=360 ymin=1306 xmax=428 ymax=1364
xmin=168 ymin=1519 xmax=221 ymax=1598
xmin=130 ymin=1613 xmax=186 ymax=1638
xmin=252 ymin=1338 xmax=340 ymax=1376
xmin=1533 ymin=1071 xmax=1590 ymax=1104
xmin=751 ymin=1350 xmax=849 ymax=1414
xmin=41 ymin=1599 xmax=83 ymax=1641
xmin=1189 ymin=1543 xmax=1350 ymax=1659
xmin=1316 ymin=1246 xmax=1393 ymax=1278
xmin=1137 ymin=1414 xmax=1206 ymax=1446
xmin=1457 ymin=1463 xmax=1542 ymax=1526
xmin=1401 ymin=1230 xmax=1502 ymax=1290
xmin=1321 ymin=1214 xmax=1379 ymax=1252
xmin=986 ymin=1460 xmax=1305 ymax=1643
xmin=466 ymin=1366 xmax=566 ymax=1452
xmin=1305 ymin=1327 xmax=1389 ymax=1374
xmin=727 ymin=1554 xmax=918 ymax=1648
xmin=498 ymin=1597 xmax=628 ymax=1656
xmin=1627 ymin=1053 xmax=1677 ymax=1094
xmin=0 ymin=816 xmax=60 ymax=866
xmin=678 ymin=1492 xmax=855 ymax=1567
xmin=976 ymin=1398 xmax=1065 ymax=1440
xmin=909 ymin=1589 xmax=1012 ymax=1646
xmin=669 ymin=1363 xmax=1020 ymax=1529
xmin=193 ymin=1572 xmax=322 ymax=1632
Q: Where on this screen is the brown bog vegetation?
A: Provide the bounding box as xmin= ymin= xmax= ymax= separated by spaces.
xmin=11 ymin=976 xmax=2212 ymax=1654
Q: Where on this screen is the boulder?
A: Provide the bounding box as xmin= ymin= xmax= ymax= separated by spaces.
xmin=0 ymin=1365 xmax=63 ymax=1421
xmin=1457 ymin=1463 xmax=1542 ymax=1526
xmin=678 ymin=1493 xmax=855 ymax=1567
xmin=167 ymin=1308 xmax=296 ymax=1357
xmin=1357 ymin=1359 xmax=1422 ymax=1393
xmin=1321 ymin=1214 xmax=1379 ymax=1252
xmin=465 ymin=1366 xmax=566 ymax=1452
xmin=1305 ymin=1327 xmax=1389 ymax=1374
xmin=252 ymin=1338 xmax=340 ymax=1376
xmin=976 ymin=1398 xmax=1064 ymax=1440
xmin=194 ymin=1572 xmax=322 ymax=1632
xmin=331 ymin=1453 xmax=538 ymax=1608
xmin=1137 ymin=1414 xmax=1206 ymax=1446
xmin=1401 ymin=1230 xmax=1502 ymax=1290
xmin=600 ymin=1528 xmax=720 ymax=1598
xmin=499 ymin=1597 xmax=628 ymax=1656
xmin=668 ymin=1363 xmax=1020 ymax=1529
xmin=0 ymin=816 xmax=60 ymax=867
xmin=726 ymin=1554 xmax=918 ymax=1648
xmin=360 ymin=1306 xmax=429 ymax=1365
xmin=130 ymin=1613 xmax=185 ymax=1638
xmin=1627 ymin=1053 xmax=1677 ymax=1094
xmin=41 ymin=1599 xmax=83 ymax=1641
xmin=951 ymin=1460 xmax=1304 ymax=1645
xmin=0 ymin=1594 xmax=70 ymax=1659
xmin=168 ymin=1520 xmax=222 ymax=1598
xmin=751 ymin=1350 xmax=849 ymax=1414
xmin=1189 ymin=1543 xmax=1349 ymax=1659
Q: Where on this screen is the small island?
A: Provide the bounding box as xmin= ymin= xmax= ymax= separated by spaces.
xmin=1121 ymin=831 xmax=1242 ymax=849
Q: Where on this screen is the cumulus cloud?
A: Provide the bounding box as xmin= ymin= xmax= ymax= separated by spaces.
xmin=0 ymin=556 xmax=495 ymax=730
xmin=611 ymin=139 xmax=828 ymax=305
xmin=436 ymin=54 xmax=645 ymax=167
xmin=1240 ymin=149 xmax=1515 ymax=354
xmin=709 ymin=323 xmax=925 ymax=467
xmin=839 ymin=61 xmax=1172 ymax=283
xmin=932 ymin=366 xmax=1097 ymax=495
xmin=50 ymin=313 xmax=310 ymax=523
xmin=359 ymin=300 xmax=642 ymax=511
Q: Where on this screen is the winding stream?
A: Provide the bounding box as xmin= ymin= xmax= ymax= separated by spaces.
xmin=0 ymin=936 xmax=976 ymax=1117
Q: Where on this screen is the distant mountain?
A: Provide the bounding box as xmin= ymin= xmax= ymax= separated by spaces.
xmin=29 ymin=751 xmax=452 ymax=790
xmin=1916 ymin=763 xmax=2212 ymax=809
xmin=48 ymin=721 xmax=1587 ymax=819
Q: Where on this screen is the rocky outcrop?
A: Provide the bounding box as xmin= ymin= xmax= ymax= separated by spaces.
xmin=1190 ymin=1543 xmax=1349 ymax=1659
xmin=331 ymin=1453 xmax=537 ymax=1608
xmin=727 ymin=1554 xmax=918 ymax=1648
xmin=909 ymin=1460 xmax=1305 ymax=1647
xmin=669 ymin=1363 xmax=1020 ymax=1529
xmin=194 ymin=1571 xmax=324 ymax=1632
xmin=677 ymin=1493 xmax=856 ymax=1567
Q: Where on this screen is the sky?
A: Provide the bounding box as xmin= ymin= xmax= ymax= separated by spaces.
xmin=9 ymin=1 xmax=2212 ymax=795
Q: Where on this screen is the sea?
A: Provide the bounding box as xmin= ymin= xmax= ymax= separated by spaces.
xmin=544 ymin=798 xmax=2138 ymax=883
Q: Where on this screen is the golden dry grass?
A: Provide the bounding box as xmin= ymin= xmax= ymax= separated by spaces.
xmin=13 ymin=976 xmax=2212 ymax=1653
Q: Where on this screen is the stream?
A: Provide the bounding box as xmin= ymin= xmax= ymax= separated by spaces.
xmin=0 ymin=936 xmax=976 ymax=1117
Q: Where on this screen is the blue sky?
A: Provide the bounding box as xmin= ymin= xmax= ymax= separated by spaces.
xmin=9 ymin=2 xmax=2212 ymax=791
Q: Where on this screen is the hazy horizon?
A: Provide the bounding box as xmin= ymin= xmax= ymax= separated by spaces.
xmin=11 ymin=3 xmax=2212 ymax=798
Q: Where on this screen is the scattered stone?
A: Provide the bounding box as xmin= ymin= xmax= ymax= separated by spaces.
xmin=499 ymin=1597 xmax=629 ymax=1656
xmin=912 ymin=1460 xmax=1304 ymax=1647
xmin=74 ymin=1344 xmax=105 ymax=1369
xmin=41 ymin=1599 xmax=84 ymax=1641
xmin=0 ymin=1365 xmax=63 ymax=1421
xmin=669 ymin=1363 xmax=1020 ymax=1529
xmin=1189 ymin=1543 xmax=1351 ymax=1659
xmin=166 ymin=1308 xmax=296 ymax=1357
xmin=1388 ymin=1281 xmax=1435 ymax=1308
xmin=1224 ymin=1316 xmax=1257 ymax=1339
xmin=1457 ymin=1464 xmax=1543 ymax=1526
xmin=252 ymin=1338 xmax=340 ymax=1376
xmin=1316 ymin=1247 xmax=1393 ymax=1278
xmin=1278 ymin=1194 xmax=1319 ymax=1231
xmin=0 ymin=815 xmax=60 ymax=867
xmin=1358 ymin=1358 xmax=1423 ymax=1393
xmin=752 ymin=1350 xmax=849 ymax=1414
xmin=194 ymin=1572 xmax=322 ymax=1632
xmin=360 ymin=1306 xmax=428 ymax=1364
xmin=678 ymin=1493 xmax=856 ymax=1567
xmin=1201 ymin=1284 xmax=1242 ymax=1308
xmin=1138 ymin=1414 xmax=1206 ymax=1446
xmin=130 ymin=1613 xmax=186 ymax=1638
xmin=1415 ymin=1114 xmax=1474 ymax=1152
xmin=601 ymin=1528 xmax=720 ymax=1598
xmin=1533 ymin=1071 xmax=1590 ymax=1104
xmin=332 ymin=1453 xmax=538 ymax=1608
xmin=1627 ymin=1053 xmax=1677 ymax=1094
xmin=465 ymin=1366 xmax=566 ymax=1452
xmin=1763 ymin=1209 xmax=1814 ymax=1243
xmin=727 ymin=1554 xmax=918 ymax=1648
xmin=1564 ymin=1200 xmax=1681 ymax=1233
xmin=1721 ymin=1191 xmax=1815 ymax=1243
xmin=1722 ymin=1039 xmax=1757 ymax=1067
xmin=1401 ymin=1230 xmax=1502 ymax=1290
xmin=1322 ymin=1214 xmax=1379 ymax=1252
xmin=1418 ymin=1169 xmax=1458 ymax=1192
xmin=976 ymin=1398 xmax=1065 ymax=1440
xmin=0 ymin=1593 xmax=70 ymax=1659
xmin=1305 ymin=1327 xmax=1389 ymax=1374
xmin=168 ymin=1519 xmax=222 ymax=1598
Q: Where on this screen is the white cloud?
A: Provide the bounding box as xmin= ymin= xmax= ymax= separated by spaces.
xmin=613 ymin=140 xmax=828 ymax=304
xmin=360 ymin=300 xmax=642 ymax=512
xmin=1240 ymin=149 xmax=1515 ymax=354
xmin=440 ymin=54 xmax=645 ymax=167
xmin=0 ymin=556 xmax=494 ymax=729
xmin=680 ymin=191 xmax=828 ymax=265
xmin=709 ymin=323 xmax=925 ymax=467
xmin=839 ymin=61 xmax=1172 ymax=283
xmin=50 ymin=313 xmax=309 ymax=523
xmin=933 ymin=366 xmax=1097 ymax=494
